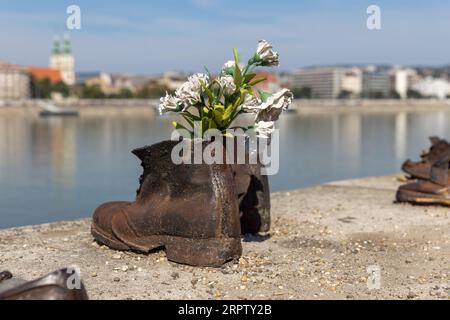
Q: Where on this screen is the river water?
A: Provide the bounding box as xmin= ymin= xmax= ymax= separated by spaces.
xmin=1 ymin=109 xmax=450 ymax=228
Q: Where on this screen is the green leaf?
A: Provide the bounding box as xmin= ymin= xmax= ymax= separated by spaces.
xmin=233 ymin=48 xmax=243 ymax=88
xmin=204 ymin=65 xmax=212 ymax=78
xmin=200 ymin=81 xmax=215 ymax=105
xmin=222 ymin=95 xmax=242 ymax=125
xmin=249 ymin=77 xmax=267 ymax=86
xmin=247 ymin=53 xmax=259 ymax=66
xmin=213 ymin=105 xmax=225 ymax=125
xmin=233 ymin=48 xmax=239 ymax=65
xmin=244 ymin=73 xmax=257 ymax=84
xmin=208 ymin=118 xmax=217 ymax=129
xmin=223 ymin=105 xmax=235 ymax=122
xmin=240 ymin=88 xmax=251 ymax=95
xmin=234 ymin=65 xmax=243 ymax=88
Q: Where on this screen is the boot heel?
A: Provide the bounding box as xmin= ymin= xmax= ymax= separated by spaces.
xmin=165 ymin=237 xmax=242 ymax=267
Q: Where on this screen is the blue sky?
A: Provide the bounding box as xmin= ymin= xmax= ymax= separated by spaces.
xmin=0 ymin=0 xmax=449 ymax=74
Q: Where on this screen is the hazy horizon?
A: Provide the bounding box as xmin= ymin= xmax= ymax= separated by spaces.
xmin=1 ymin=0 xmax=450 ymax=74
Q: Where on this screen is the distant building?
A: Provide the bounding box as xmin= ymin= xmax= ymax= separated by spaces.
xmin=412 ymin=77 xmax=450 ymax=100
xmin=76 ymin=72 xmax=102 ymax=85
xmin=29 ymin=67 xmax=62 ymax=84
xmin=0 ymin=63 xmax=30 ymax=100
xmin=84 ymin=72 xmax=136 ymax=95
xmin=340 ymin=68 xmax=362 ymax=97
xmin=361 ymin=71 xmax=391 ymax=98
xmin=292 ymin=68 xmax=339 ymax=99
xmin=391 ymin=68 xmax=417 ymax=99
xmin=128 ymin=75 xmax=157 ymax=91
xmin=158 ymin=71 xmax=188 ymax=91
xmin=49 ymin=35 xmax=76 ymax=86
xmin=292 ymin=67 xmax=361 ymax=99
xmin=83 ymin=72 xmax=112 ymax=92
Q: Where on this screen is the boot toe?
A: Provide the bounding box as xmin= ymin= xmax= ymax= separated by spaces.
xmin=91 ymin=201 xmax=132 ymax=250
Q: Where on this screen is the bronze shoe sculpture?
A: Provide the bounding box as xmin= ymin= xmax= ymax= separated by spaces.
xmin=233 ymin=162 xmax=270 ymax=234
xmin=402 ymin=136 xmax=450 ymax=181
xmin=0 ymin=269 xmax=88 ymax=300
xmin=226 ymin=136 xmax=271 ymax=234
xmin=397 ymin=150 xmax=450 ymax=206
xmin=91 ymin=140 xmax=243 ymax=267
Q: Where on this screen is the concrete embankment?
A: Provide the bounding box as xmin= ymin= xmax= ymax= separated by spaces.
xmin=0 ymin=175 xmax=449 ymax=300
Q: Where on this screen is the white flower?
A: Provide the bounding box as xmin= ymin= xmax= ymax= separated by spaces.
xmin=254 ymin=121 xmax=275 ymax=139
xmin=255 ymin=89 xmax=293 ymax=122
xmin=221 ymin=60 xmax=236 ymax=76
xmin=159 ymin=92 xmax=181 ymax=114
xmin=242 ymin=94 xmax=262 ymax=110
xmin=175 ymin=73 xmax=210 ymax=107
xmin=256 ymin=40 xmax=280 ymax=67
xmin=217 ymin=75 xmax=236 ymax=95
xmin=223 ymin=60 xmax=236 ymax=70
xmin=189 ymin=73 xmax=209 ymax=87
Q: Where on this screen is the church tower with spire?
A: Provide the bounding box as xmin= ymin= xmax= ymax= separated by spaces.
xmin=49 ymin=34 xmax=76 ymax=85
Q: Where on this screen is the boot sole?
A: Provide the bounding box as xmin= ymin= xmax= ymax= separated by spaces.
xmin=396 ymin=189 xmax=450 ymax=206
xmin=91 ymin=223 xmax=242 ymax=267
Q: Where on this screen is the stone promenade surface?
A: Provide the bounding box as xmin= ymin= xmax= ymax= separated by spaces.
xmin=0 ymin=175 xmax=449 ymax=300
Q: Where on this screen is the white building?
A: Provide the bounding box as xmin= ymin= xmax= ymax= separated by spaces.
xmin=292 ymin=67 xmax=362 ymax=99
xmin=0 ymin=63 xmax=30 ymax=100
xmin=49 ymin=35 xmax=76 ymax=86
xmin=412 ymin=77 xmax=450 ymax=100
xmin=391 ymin=68 xmax=417 ymax=99
xmin=341 ymin=68 xmax=362 ymax=96
xmin=84 ymin=73 xmax=136 ymax=95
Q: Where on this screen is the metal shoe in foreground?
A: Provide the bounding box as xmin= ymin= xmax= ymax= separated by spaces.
xmin=91 ymin=140 xmax=243 ymax=267
xmin=0 ymin=269 xmax=88 ymax=300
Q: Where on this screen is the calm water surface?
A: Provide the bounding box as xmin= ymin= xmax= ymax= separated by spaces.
xmin=1 ymin=109 xmax=450 ymax=228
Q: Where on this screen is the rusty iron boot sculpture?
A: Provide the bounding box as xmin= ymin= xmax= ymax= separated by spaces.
xmin=402 ymin=136 xmax=450 ymax=181
xmin=0 ymin=269 xmax=88 ymax=300
xmin=225 ymin=137 xmax=271 ymax=234
xmin=91 ymin=140 xmax=242 ymax=267
xmin=397 ymin=150 xmax=450 ymax=206
xmin=233 ymin=163 xmax=271 ymax=234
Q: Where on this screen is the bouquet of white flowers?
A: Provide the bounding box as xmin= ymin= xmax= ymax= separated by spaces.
xmin=159 ymin=40 xmax=293 ymax=138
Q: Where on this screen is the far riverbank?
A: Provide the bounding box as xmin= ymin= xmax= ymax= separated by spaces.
xmin=1 ymin=99 xmax=450 ymax=117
